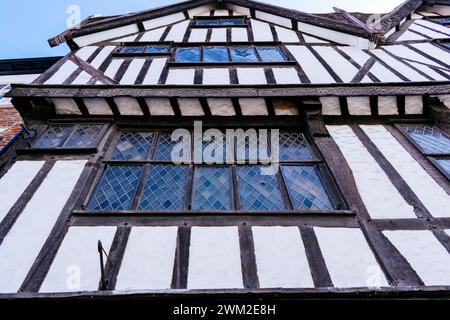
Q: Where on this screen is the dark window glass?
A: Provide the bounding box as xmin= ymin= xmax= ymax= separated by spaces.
xmin=175 ymin=48 xmax=201 ymax=62
xmin=442 ymin=42 xmax=450 ymax=49
xmin=237 ymin=166 xmax=285 ymax=211
xmin=203 ymin=47 xmax=229 ymax=62
xmin=153 ymin=132 xmax=190 ymax=161
xmin=282 ymin=165 xmax=333 ymax=210
xmin=230 ymin=47 xmax=258 ymax=62
xmin=197 ymin=132 xmax=230 ymax=163
xmin=436 ymin=159 xmax=450 ymax=175
xmin=144 ymin=46 xmax=170 ymax=53
xmin=139 ymin=165 xmax=189 ymax=210
xmin=256 ymin=47 xmax=287 ymax=62
xmin=434 ymin=17 xmax=450 ymax=25
xmin=120 ymin=47 xmax=145 ymax=54
xmin=235 ymin=131 xmax=269 ymax=162
xmin=279 ymin=132 xmax=314 ymax=161
xmin=220 ymin=19 xmax=245 ymax=25
xmin=111 ymin=132 xmax=153 ymax=161
xmin=87 ymin=166 xmax=143 ymax=210
xmin=195 ymin=20 xmax=220 ymax=26
xmin=400 ymin=124 xmax=450 ymax=154
xmin=192 ymin=166 xmax=232 ymax=210
xmin=34 ymin=126 xmax=72 ymax=148
xmin=65 ymin=125 xmax=102 ymax=148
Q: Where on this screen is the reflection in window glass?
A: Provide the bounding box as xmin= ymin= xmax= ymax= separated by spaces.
xmin=400 ymin=124 xmax=450 ymax=154
xmin=153 ymin=132 xmax=190 ymax=161
xmin=203 ymin=47 xmax=229 ymax=62
xmin=65 ymin=125 xmax=102 ymax=148
xmin=230 ymin=47 xmax=258 ymax=62
xmin=34 ymin=126 xmax=72 ymax=148
xmin=192 ymin=166 xmax=232 ymax=210
xmin=144 ymin=46 xmax=170 ymax=53
xmin=175 ymin=47 xmax=201 ymax=62
xmin=279 ymin=132 xmax=314 ymax=161
xmin=436 ymin=159 xmax=450 ymax=175
xmin=111 ymin=132 xmax=153 ymax=161
xmin=120 ymin=47 xmax=145 ymax=54
xmin=256 ymin=47 xmax=287 ymax=62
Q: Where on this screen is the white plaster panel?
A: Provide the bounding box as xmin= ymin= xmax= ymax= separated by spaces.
xmin=320 ymin=97 xmax=341 ymax=116
xmin=347 ymin=96 xmax=371 ymax=115
xmin=231 ymin=28 xmax=248 ymax=42
xmin=405 ymin=95 xmax=423 ymax=114
xmin=114 ymin=97 xmax=143 ymax=116
xmin=142 ymin=13 xmax=185 ymax=30
xmin=0 ymin=160 xmax=86 ymax=293
xmin=188 ymin=227 xmax=243 ymax=289
xmin=140 ymin=27 xmax=166 ymax=42
xmin=207 ymin=98 xmax=236 ymax=116
xmin=146 ymin=98 xmax=174 ymax=116
xmin=0 ymin=161 xmax=45 ymax=223
xmin=237 ymin=68 xmax=267 ymax=85
xmin=384 ymin=45 xmax=445 ymax=68
xmin=286 ymin=46 xmax=335 ymax=84
xmin=104 ymin=58 xmax=124 ymax=80
xmin=370 ymin=62 xmax=403 ymax=82
xmin=397 ymin=30 xmax=427 ymax=41
xmin=44 ymin=61 xmax=78 ymax=84
xmin=225 ymin=4 xmax=251 ymax=16
xmin=75 ymin=46 xmax=98 ymax=61
xmin=251 ymin=19 xmax=273 ymax=41
xmin=415 ymin=19 xmax=450 ymax=36
xmin=239 ymin=98 xmax=268 ymax=116
xmin=84 ymin=98 xmax=113 ymax=115
xmin=178 ymin=98 xmax=205 ymax=116
xmin=142 ymin=58 xmax=167 ymax=85
xmin=313 ymin=46 xmax=358 ymax=82
xmin=377 ymin=96 xmax=398 ymax=115
xmin=210 ymin=28 xmax=227 ymax=42
xmin=52 ymin=98 xmax=82 ymax=115
xmin=72 ymin=71 xmax=92 ymax=85
xmin=115 ymin=227 xmax=178 ymax=290
xmin=166 ymin=69 xmax=195 ymax=85
xmin=189 ymin=29 xmax=208 ymax=42
xmin=119 ymin=59 xmax=145 ymax=85
xmin=337 ymin=46 xmax=370 ymax=66
xmin=253 ymin=227 xmax=314 ymax=288
xmin=113 ymin=34 xmax=138 ymax=42
xmin=409 ymin=23 xmax=448 ymax=39
xmin=327 ymin=125 xmax=416 ymax=219
xmin=214 ymin=9 xmax=230 ymax=16
xmin=384 ymin=230 xmax=450 ymax=286
xmin=409 ymin=43 xmax=450 ymax=68
xmin=165 ymin=20 xmax=190 ymax=42
xmin=255 ymin=11 xmax=291 ymax=28
xmin=203 ymin=68 xmax=230 ymax=85
xmin=40 ymin=226 xmax=116 ymax=293
xmin=274 ymin=26 xmax=299 ymax=42
xmin=303 ymin=34 xmax=328 ymax=43
xmin=360 ymin=125 xmax=450 ymax=218
xmin=74 ymin=24 xmax=139 ymax=47
xmin=90 ymin=46 xmax=116 ymax=69
xmin=315 ymin=227 xmax=388 ymax=288
xmin=272 ymin=68 xmax=301 ymax=84
xmin=187 ymin=5 xmax=216 ymax=18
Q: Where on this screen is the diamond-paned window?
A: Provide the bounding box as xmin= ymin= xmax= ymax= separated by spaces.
xmin=436 ymin=159 xmax=450 ymax=175
xmin=256 ymin=47 xmax=287 ymax=62
xmin=195 ymin=18 xmax=246 ymax=26
xmin=139 ymin=164 xmax=189 ymax=210
xmin=282 ymin=165 xmax=333 ymax=210
xmin=33 ymin=124 xmax=104 ymax=149
xmin=87 ymin=166 xmax=143 ymax=211
xmin=237 ymin=166 xmax=285 ymax=211
xmin=279 ymin=132 xmax=314 ymax=160
xmin=111 ymin=132 xmax=153 ymax=161
xmin=153 ymin=132 xmax=191 ymax=161
xmin=34 ymin=126 xmax=72 ymax=148
xmin=192 ymin=166 xmax=232 ymax=210
xmin=400 ymin=124 xmax=450 ymax=154
xmin=65 ymin=125 xmax=102 ymax=148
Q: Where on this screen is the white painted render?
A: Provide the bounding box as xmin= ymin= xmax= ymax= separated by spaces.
xmin=142 ymin=58 xmax=167 ymax=84
xmin=255 ymin=10 xmax=292 ymax=28
xmin=203 ymin=68 xmax=230 ymax=85
xmin=74 ymin=24 xmax=140 ymax=47
xmin=415 ymin=19 xmax=450 ymax=36
xmin=0 ymin=160 xmax=86 ymax=293
xmin=84 ymin=98 xmax=113 ymax=115
xmin=239 ymin=98 xmax=268 ymax=116
xmin=188 ymin=227 xmax=243 ymax=289
xmin=320 ymin=97 xmax=341 ymax=116
xmin=287 ymin=46 xmax=335 ymax=84
xmin=272 ymin=68 xmax=301 ymax=84
xmin=40 ymin=226 xmax=116 ymax=293
xmin=140 ymin=27 xmax=166 ymax=42
xmin=327 ymin=125 xmax=416 ymax=219
xmin=405 ymin=96 xmax=423 ymax=114
xmin=114 ymin=97 xmax=144 ymax=116
xmin=315 ymin=227 xmax=388 ymax=288
xmin=274 ymin=26 xmax=299 ymax=42
xmin=312 ymin=46 xmax=358 ymax=83
xmin=104 ymin=58 xmax=124 ymax=80
xmin=115 ymin=227 xmax=178 ymax=291
xmin=252 ymin=227 xmax=314 ymax=288
xmin=52 ymin=98 xmax=82 ymax=115
xmin=360 ymin=125 xmax=450 ymax=218
xmin=178 ymin=98 xmax=205 ymax=116
xmin=142 ymin=13 xmax=185 ymax=31
xmin=166 ymin=69 xmax=195 ymax=85
xmin=251 ymin=19 xmax=273 ymax=42
xmin=71 ymin=71 xmax=92 ymax=85
xmin=236 ymin=68 xmax=267 ymax=85
xmin=207 ymin=98 xmax=236 ymax=116
xmin=120 ymin=59 xmax=146 ymax=85
xmin=75 ymin=46 xmax=98 ymax=61
xmin=145 ymin=98 xmax=174 ymax=115
xmin=384 ymin=230 xmax=450 ymax=286
xmin=347 ymin=97 xmax=371 ymax=115
xmin=210 ymin=28 xmax=227 ymax=42
xmin=189 ymin=28 xmax=208 ymax=42
xmin=90 ymin=46 xmax=116 ymax=68
xmin=44 ymin=60 xmax=78 ymax=85
xmin=165 ymin=20 xmax=190 ymax=42
xmin=231 ymin=28 xmax=248 ymax=42
xmin=377 ymin=96 xmax=398 ymax=115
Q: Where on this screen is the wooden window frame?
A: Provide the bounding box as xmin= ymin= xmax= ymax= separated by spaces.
xmin=79 ymin=124 xmax=348 ymax=215
xmin=112 ymin=42 xmax=174 ymax=57
xmin=191 ymin=16 xmax=249 ymax=28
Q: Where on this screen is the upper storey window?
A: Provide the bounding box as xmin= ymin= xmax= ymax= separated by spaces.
xmin=174 ymin=46 xmax=289 ymax=63
xmin=33 ymin=124 xmax=106 ymax=149
xmin=193 ymin=17 xmax=247 ymax=27
xmin=429 ymin=16 xmax=450 ymax=27
xmin=116 ymin=45 xmax=171 ymax=56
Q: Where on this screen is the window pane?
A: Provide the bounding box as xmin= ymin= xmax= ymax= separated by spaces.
xmin=235 ymin=131 xmax=269 ymax=162
xmin=87 ymin=166 xmax=143 ymax=210
xmin=195 ymin=20 xmax=219 ymax=26
xmin=221 ymin=19 xmax=245 ymax=25
xmin=153 ymin=132 xmax=191 ymax=161
xmin=175 ymin=48 xmax=201 ymax=62
xmin=282 ymin=165 xmax=333 ymax=210
xmin=196 ymin=132 xmax=230 ymax=163
xmin=65 ymin=125 xmax=102 ymax=148
xmin=120 ymin=47 xmax=145 ymax=54
xmin=192 ymin=166 xmax=232 ymax=210
xmin=144 ymin=46 xmax=170 ymax=53
xmin=34 ymin=126 xmax=72 ymax=148
xmin=435 ymin=18 xmax=450 ymax=25
xmin=256 ymin=47 xmax=287 ymax=62
xmin=278 ymin=132 xmax=313 ymax=160
xmin=436 ymin=159 xmax=450 ymax=175
xmin=203 ymin=47 xmax=229 ymax=62
xmin=111 ymin=132 xmax=153 ymax=161
xmin=139 ymin=165 xmax=188 ymax=210
xmin=400 ymin=124 xmax=450 ymax=154
xmin=237 ymin=166 xmax=285 ymax=211
xmin=230 ymin=47 xmax=258 ymax=62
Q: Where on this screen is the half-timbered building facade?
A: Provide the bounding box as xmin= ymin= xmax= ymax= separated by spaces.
xmin=1 ymin=0 xmax=450 ymax=298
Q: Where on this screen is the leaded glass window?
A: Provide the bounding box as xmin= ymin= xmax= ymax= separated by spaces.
xmin=85 ymin=128 xmax=341 ymax=212
xmin=119 ymin=45 xmax=170 ymax=55
xmin=399 ymin=123 xmax=450 ymax=180
xmin=34 ymin=124 xmax=104 ymax=149
xmin=256 ymin=47 xmax=287 ymax=62
xmin=194 ymin=18 xmax=246 ymax=26
xmin=230 ymin=47 xmax=258 ymax=62
xmin=175 ymin=47 xmax=201 ymax=62
xmin=203 ymin=47 xmax=230 ymax=62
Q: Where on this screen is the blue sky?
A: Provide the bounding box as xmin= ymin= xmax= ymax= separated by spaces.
xmin=0 ymin=0 xmax=404 ymax=59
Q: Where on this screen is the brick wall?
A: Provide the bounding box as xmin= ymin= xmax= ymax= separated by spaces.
xmin=0 ymin=103 xmax=23 ymax=150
